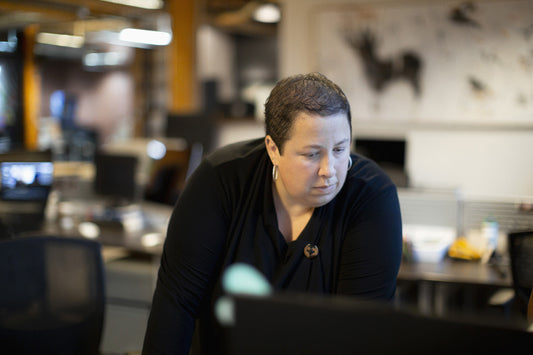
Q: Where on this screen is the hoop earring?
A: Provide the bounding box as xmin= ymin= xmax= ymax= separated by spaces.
xmin=347 ymin=156 xmax=352 ymax=171
xmin=272 ymin=165 xmax=279 ymax=181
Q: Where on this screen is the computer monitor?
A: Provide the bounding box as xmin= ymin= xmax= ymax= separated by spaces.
xmin=225 ymin=293 xmax=533 ymax=354
xmin=166 ymin=113 xmax=215 ymax=153
xmin=354 ymin=138 xmax=408 ymax=187
xmin=0 ymin=150 xmax=54 ymax=235
xmin=0 ymin=161 xmax=54 ymax=201
xmin=93 ymin=152 xmax=138 ymax=206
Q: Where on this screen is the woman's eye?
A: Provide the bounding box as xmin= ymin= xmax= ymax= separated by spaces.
xmin=304 ymin=152 xmax=318 ymax=158
xmin=333 ymin=147 xmax=345 ymax=153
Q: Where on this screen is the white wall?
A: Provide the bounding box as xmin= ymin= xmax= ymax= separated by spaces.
xmin=407 ymin=129 xmax=533 ymax=199
xmin=278 ymin=0 xmax=533 ymax=198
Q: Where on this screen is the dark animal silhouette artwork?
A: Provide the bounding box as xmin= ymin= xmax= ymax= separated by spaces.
xmin=449 ymin=2 xmax=480 ymax=28
xmin=344 ymin=30 xmax=423 ymax=96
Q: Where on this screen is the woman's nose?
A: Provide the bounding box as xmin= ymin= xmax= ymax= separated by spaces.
xmin=319 ymin=155 xmax=336 ymax=178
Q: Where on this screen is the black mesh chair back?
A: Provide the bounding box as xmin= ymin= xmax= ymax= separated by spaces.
xmin=508 ymin=231 xmax=533 ymax=316
xmin=0 ymin=236 xmax=105 ymax=355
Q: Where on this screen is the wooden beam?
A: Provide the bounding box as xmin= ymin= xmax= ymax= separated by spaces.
xmin=167 ymin=0 xmax=198 ymax=113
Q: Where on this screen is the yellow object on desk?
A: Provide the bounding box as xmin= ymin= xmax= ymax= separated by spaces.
xmin=448 ymin=237 xmax=482 ymax=261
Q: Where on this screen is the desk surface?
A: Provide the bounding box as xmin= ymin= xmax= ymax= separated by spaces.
xmin=398 ymin=257 xmax=512 ymax=288
xmin=28 ymin=197 xmax=513 ymax=288
xmin=35 ymin=201 xmax=173 ymax=256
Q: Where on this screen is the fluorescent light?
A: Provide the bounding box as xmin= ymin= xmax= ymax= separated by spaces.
xmin=253 ymin=4 xmax=281 ymax=23
xmin=37 ymin=32 xmax=84 ymax=48
xmin=100 ymin=0 xmax=164 ymax=10
xmin=119 ymin=28 xmax=171 ymax=46
xmin=83 ymin=51 xmax=129 ymax=67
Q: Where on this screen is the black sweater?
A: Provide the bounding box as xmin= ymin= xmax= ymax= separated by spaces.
xmin=143 ymin=138 xmax=403 ymax=354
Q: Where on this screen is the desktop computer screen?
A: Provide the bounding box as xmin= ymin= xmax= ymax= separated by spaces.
xmin=93 ymin=152 xmax=138 ymax=206
xmin=0 ymin=160 xmax=54 ymax=235
xmin=0 ymin=161 xmax=54 ymax=201
xmin=225 ymin=293 xmax=532 ymax=354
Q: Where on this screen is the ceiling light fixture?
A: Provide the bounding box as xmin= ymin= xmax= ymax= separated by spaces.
xmin=253 ymin=3 xmax=281 ymax=24
xmin=36 ymin=32 xmax=84 ymax=48
xmin=100 ymin=0 xmax=164 ymax=10
xmin=119 ymin=28 xmax=172 ymax=46
xmin=83 ymin=51 xmax=129 ymax=67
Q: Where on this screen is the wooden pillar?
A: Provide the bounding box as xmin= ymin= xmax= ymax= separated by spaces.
xmin=132 ymin=47 xmax=147 ymax=137
xmin=167 ymin=0 xmax=198 ymax=113
xmin=22 ymin=25 xmax=40 ymax=150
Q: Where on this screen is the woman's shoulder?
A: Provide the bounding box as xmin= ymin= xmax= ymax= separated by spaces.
xmin=205 ymin=138 xmax=266 ymax=167
xmin=192 ymin=138 xmax=268 ymax=189
xmin=183 ymin=138 xmax=267 ymax=203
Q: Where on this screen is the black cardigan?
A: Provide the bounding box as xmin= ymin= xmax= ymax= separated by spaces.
xmin=143 ymin=138 xmax=403 ymax=354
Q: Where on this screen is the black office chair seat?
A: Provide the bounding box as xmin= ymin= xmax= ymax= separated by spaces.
xmin=0 ymin=236 xmax=105 ymax=355
xmin=508 ymin=230 xmax=533 ymax=317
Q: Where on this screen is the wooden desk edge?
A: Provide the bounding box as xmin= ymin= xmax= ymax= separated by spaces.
xmin=527 ymin=290 xmax=533 ymax=324
xmin=398 ymin=259 xmax=512 ymax=288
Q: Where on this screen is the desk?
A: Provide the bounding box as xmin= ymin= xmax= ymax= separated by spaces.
xmin=28 ymin=199 xmax=173 ymax=354
xmin=527 ymin=290 xmax=533 ymax=324
xmin=399 ymin=258 xmax=512 ymax=287
xmin=397 ymin=258 xmax=512 ymax=317
xmin=36 ymin=200 xmax=173 ymax=256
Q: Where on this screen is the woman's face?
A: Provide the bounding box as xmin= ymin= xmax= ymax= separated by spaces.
xmin=266 ymin=111 xmax=352 ymax=210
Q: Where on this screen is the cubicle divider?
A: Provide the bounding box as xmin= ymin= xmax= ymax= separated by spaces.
xmin=396 ymin=188 xmax=533 ymax=325
xmin=398 ymin=188 xmax=533 ymax=239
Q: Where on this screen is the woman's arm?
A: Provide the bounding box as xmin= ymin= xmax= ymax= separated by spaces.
xmin=142 ymin=161 xmax=229 ymax=354
xmin=336 ymin=185 xmax=403 ymax=301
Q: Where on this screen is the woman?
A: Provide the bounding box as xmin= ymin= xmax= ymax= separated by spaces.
xmin=143 ymin=73 xmax=403 ymax=354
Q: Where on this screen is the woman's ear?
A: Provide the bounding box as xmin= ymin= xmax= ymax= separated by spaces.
xmin=265 ymin=135 xmax=280 ymax=164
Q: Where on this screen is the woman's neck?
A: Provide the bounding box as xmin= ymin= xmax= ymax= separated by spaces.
xmin=272 ymin=181 xmax=314 ymax=242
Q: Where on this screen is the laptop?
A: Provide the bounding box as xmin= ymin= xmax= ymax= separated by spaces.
xmin=0 ymin=159 xmax=54 ymax=236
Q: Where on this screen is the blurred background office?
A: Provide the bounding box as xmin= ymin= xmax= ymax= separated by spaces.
xmin=0 ymin=0 xmax=532 ymax=354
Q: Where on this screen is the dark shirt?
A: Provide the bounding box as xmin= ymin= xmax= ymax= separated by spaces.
xmin=143 ymin=138 xmax=403 ymax=354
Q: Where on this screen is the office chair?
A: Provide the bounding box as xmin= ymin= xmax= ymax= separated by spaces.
xmin=508 ymin=231 xmax=533 ymax=318
xmin=0 ymin=236 xmax=105 ymax=355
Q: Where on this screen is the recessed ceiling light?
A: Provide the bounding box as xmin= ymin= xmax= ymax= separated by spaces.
xmin=253 ymin=3 xmax=281 ymax=24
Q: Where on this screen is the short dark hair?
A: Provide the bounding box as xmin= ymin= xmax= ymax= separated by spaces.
xmin=264 ymin=72 xmax=351 ymax=153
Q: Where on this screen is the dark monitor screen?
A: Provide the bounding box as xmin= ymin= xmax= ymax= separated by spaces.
xmin=354 ymin=138 xmax=406 ymax=166
xmin=93 ymin=152 xmax=138 ymax=205
xmin=166 ymin=113 xmax=215 ymax=153
xmin=0 ymin=161 xmax=54 ymax=201
xmin=354 ymin=138 xmax=408 ymax=187
xmin=226 ymin=293 xmax=533 ymax=354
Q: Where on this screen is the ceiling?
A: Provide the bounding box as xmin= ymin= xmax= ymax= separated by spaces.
xmin=0 ymin=0 xmax=279 ymax=36
xmin=0 ymin=0 xmax=278 ymax=62
xmin=0 ymin=0 xmax=157 ymax=31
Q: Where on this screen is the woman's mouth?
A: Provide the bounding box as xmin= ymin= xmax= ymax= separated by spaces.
xmin=314 ymin=184 xmax=336 ymax=194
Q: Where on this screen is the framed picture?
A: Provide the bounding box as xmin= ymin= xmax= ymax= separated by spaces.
xmin=312 ymin=0 xmax=533 ymax=126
